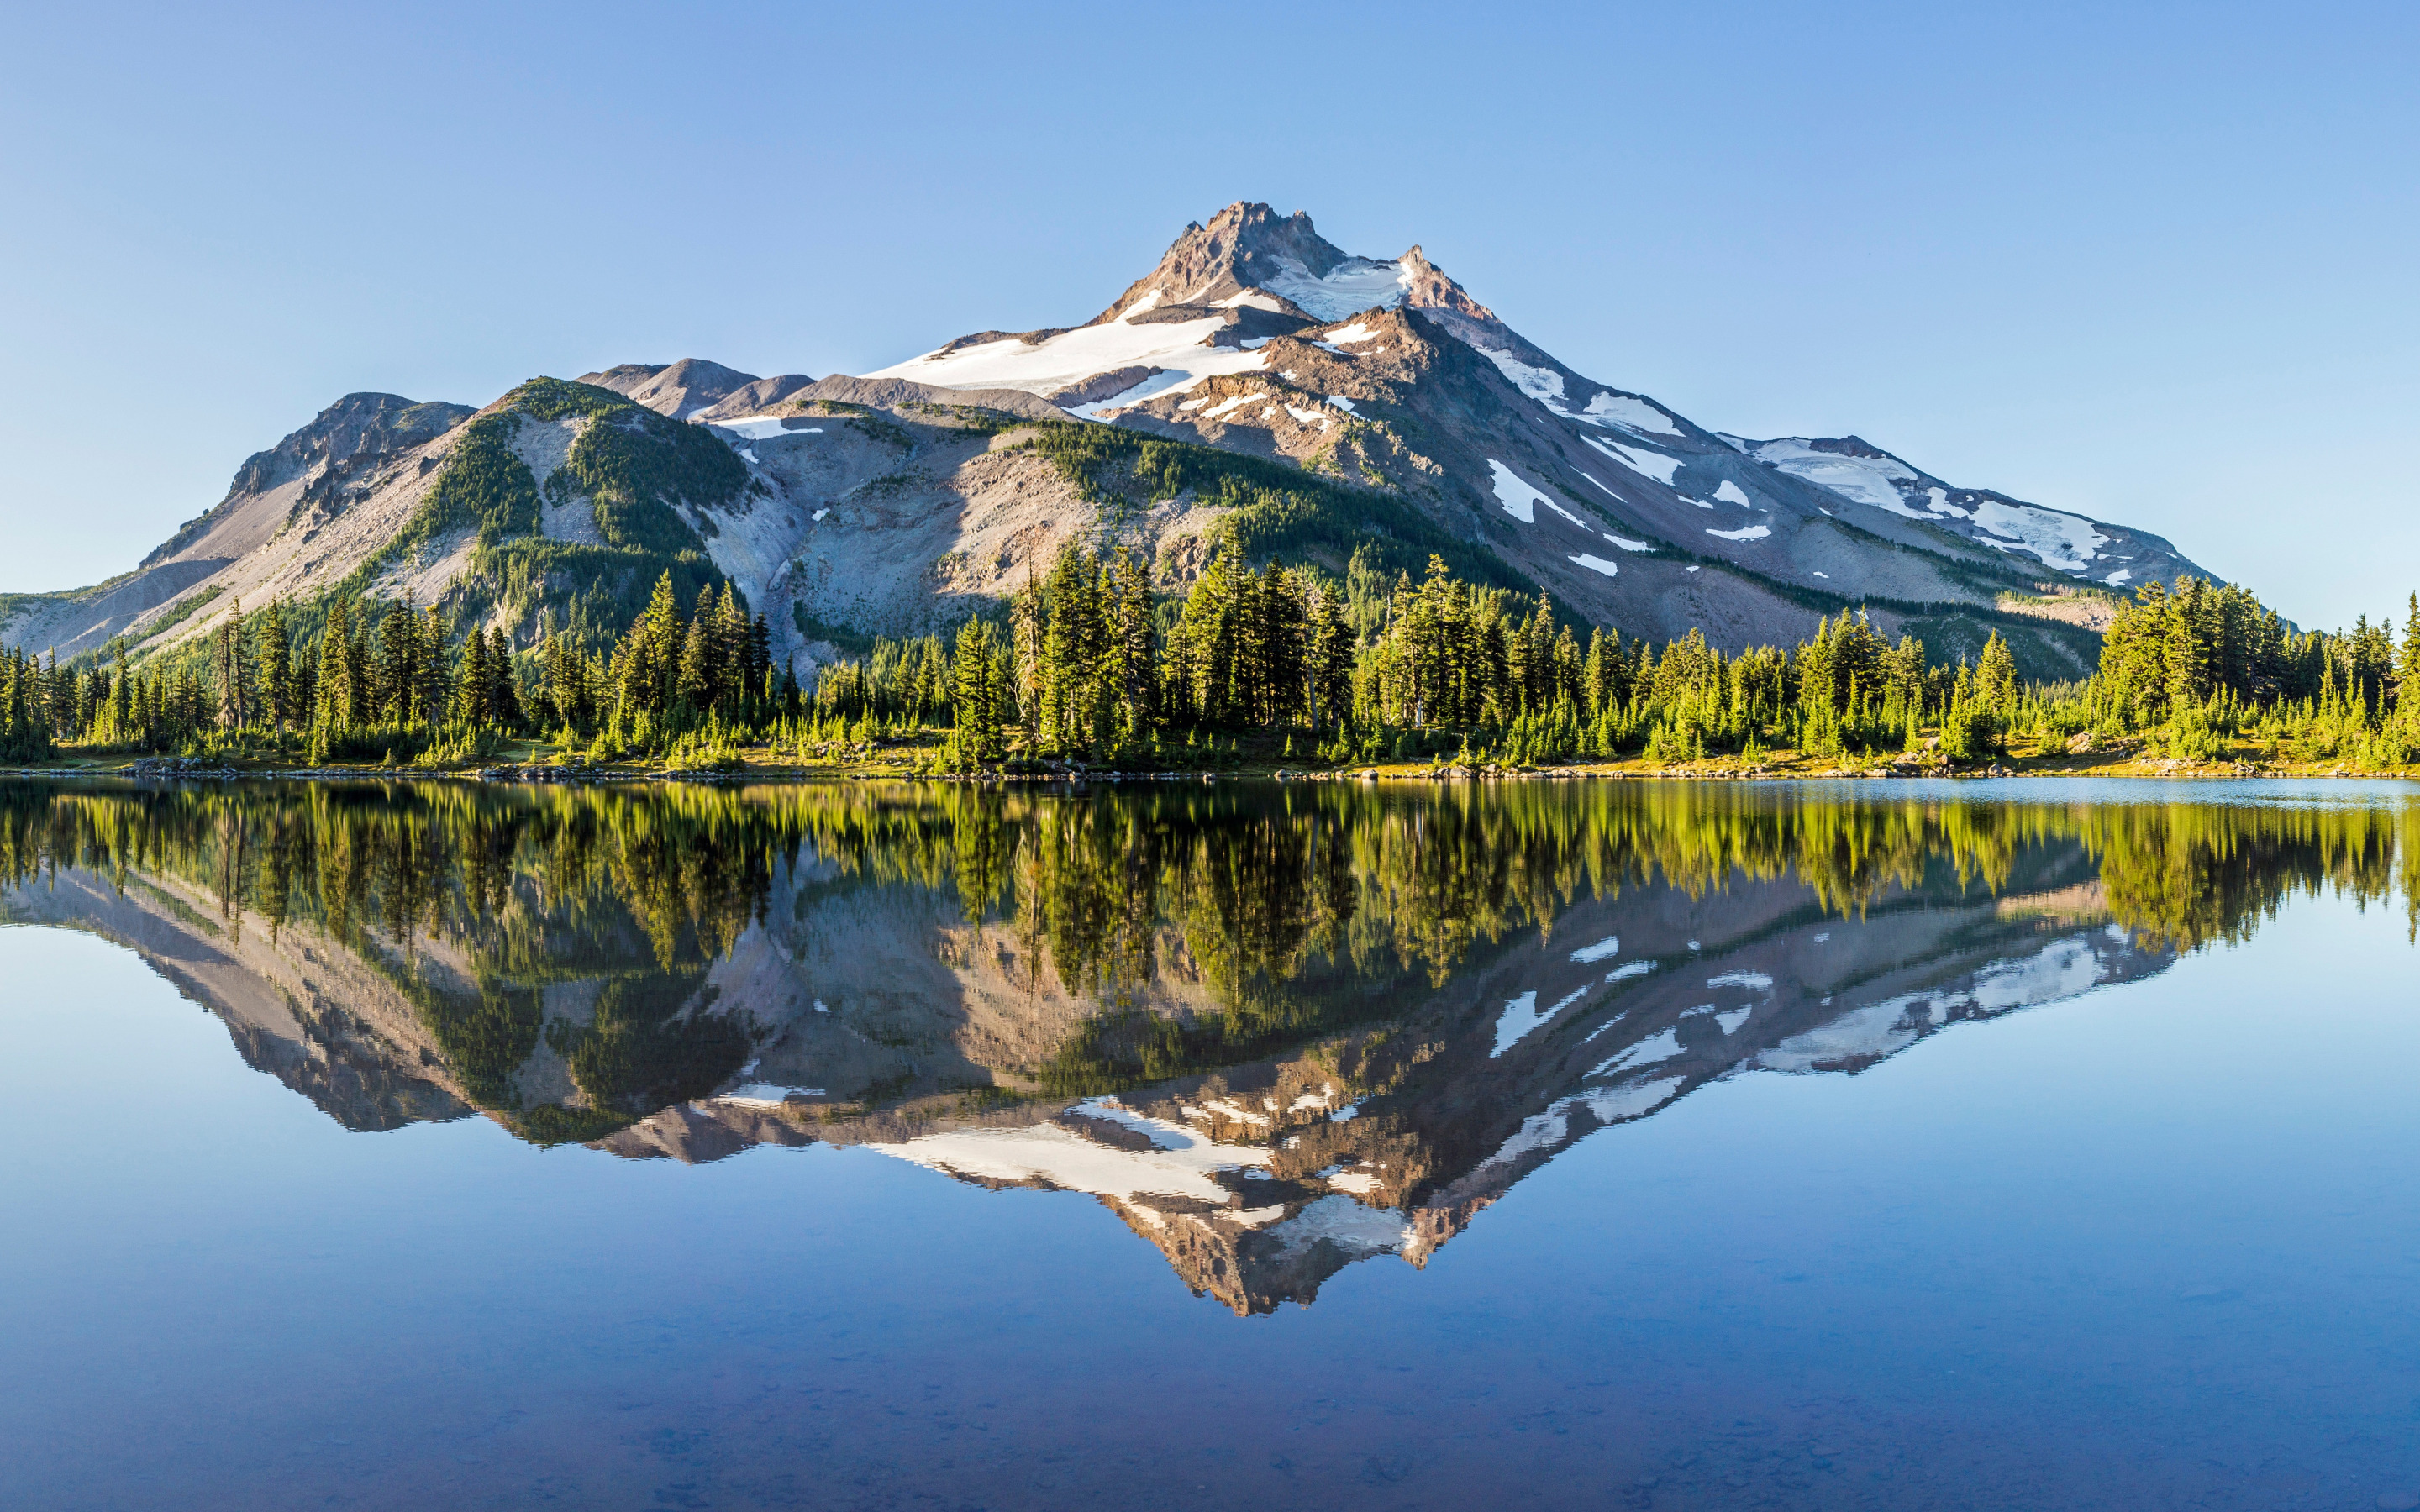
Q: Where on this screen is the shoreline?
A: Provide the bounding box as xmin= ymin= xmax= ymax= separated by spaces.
xmin=5 ymin=755 xmax=2417 ymax=786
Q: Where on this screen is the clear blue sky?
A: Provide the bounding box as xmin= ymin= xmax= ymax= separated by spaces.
xmin=3 ymin=2 xmax=2412 ymax=627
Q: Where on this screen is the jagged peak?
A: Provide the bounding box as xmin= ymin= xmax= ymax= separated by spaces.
xmin=1093 ymin=202 xmax=1498 ymax=329
xmin=575 ymin=357 xmax=763 ymax=419
xmin=219 ymin=392 xmax=469 ymax=504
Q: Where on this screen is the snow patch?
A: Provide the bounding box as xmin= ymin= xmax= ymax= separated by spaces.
xmin=1753 ymin=440 xmax=1922 ymax=515
xmin=1481 ymin=1076 xmax=1686 ymax=1171
xmin=1479 ymin=347 xmax=1568 ymax=407
xmin=1568 ymin=554 xmax=1620 ymax=578
xmin=1707 ymin=524 xmax=1772 ymax=542
xmin=1260 ymin=256 xmax=1413 ymax=322
xmin=1487 ymin=459 xmax=1553 ymax=524
xmin=869 ymin=1116 xmax=1270 ymax=1208
xmin=1594 ymin=1027 xmax=1684 ymax=1077
xmin=1582 ymin=1076 xmax=1682 ymax=1122
xmin=1288 ymin=1085 xmax=1339 ymax=1114
xmin=1756 ymin=936 xmax=2111 ymax=1074
xmin=1493 ymin=984 xmax=1591 ymax=1057
xmin=1270 ymin=1194 xmax=1411 ymax=1256
xmin=1970 ymin=936 xmax=2107 ymax=1011
xmin=1586 ymin=435 xmax=1683 ymax=486
xmin=1602 ymin=532 xmax=1652 ymax=553
xmin=718 ymin=1084 xmax=825 ymax=1107
xmin=1970 ymin=501 xmax=2109 ymax=573
xmin=1570 ymin=935 xmax=1621 ymax=963
xmin=1713 ymin=480 xmax=1753 ymax=507
xmin=708 ymin=417 xmax=823 ymax=441
xmin=1582 ymin=392 xmax=1682 ymax=436
xmin=872 ymin=301 xmax=1266 ymax=406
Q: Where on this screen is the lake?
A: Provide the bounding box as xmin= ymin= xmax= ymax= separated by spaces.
xmin=2 ymin=775 xmax=2417 ymax=1511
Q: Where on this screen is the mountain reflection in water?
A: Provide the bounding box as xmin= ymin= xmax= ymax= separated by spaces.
xmin=3 ymin=777 xmax=2410 ymax=1314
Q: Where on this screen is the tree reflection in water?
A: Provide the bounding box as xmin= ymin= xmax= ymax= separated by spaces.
xmin=2 ymin=776 xmax=2412 ymax=1310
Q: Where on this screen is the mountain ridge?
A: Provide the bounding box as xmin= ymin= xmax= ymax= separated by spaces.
xmin=3 ymin=202 xmax=2220 ymax=682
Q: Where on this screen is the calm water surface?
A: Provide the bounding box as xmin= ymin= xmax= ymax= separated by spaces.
xmin=2 ymin=776 xmax=2417 ymax=1510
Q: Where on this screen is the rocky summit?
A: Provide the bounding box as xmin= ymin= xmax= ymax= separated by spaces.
xmin=3 ymin=202 xmax=2217 ymax=680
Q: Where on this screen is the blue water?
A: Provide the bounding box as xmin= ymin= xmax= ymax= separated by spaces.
xmin=2 ymin=779 xmax=2417 ymax=1509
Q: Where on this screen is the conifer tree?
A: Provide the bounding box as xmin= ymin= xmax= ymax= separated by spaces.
xmin=487 ymin=628 xmax=520 ymax=727
xmin=313 ymin=599 xmax=346 ymax=732
xmin=456 ymin=631 xmax=492 ymax=725
xmin=213 ymin=600 xmax=251 ymax=730
xmin=950 ymin=618 xmax=1004 ymax=760
xmin=676 ymin=607 xmax=714 ymax=717
xmin=419 ymin=606 xmax=450 ymax=722
xmin=255 ymin=600 xmax=294 ymax=732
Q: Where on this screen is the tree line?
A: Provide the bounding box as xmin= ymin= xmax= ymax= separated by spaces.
xmin=8 ymin=576 xmax=792 ymax=766
xmin=10 ymin=534 xmax=2420 ymax=773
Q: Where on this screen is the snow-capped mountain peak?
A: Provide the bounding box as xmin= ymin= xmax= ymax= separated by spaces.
xmin=5 ymin=200 xmax=2220 ymax=686
xmin=788 ymin=199 xmax=2217 ymax=665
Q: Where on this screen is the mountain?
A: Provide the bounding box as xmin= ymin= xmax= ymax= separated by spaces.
xmin=865 ymin=202 xmax=2217 ymax=670
xmin=0 ymin=393 xmax=472 ymax=660
xmin=2 ymin=202 xmax=2221 ymax=678
xmin=577 ymin=358 xmax=813 ymax=420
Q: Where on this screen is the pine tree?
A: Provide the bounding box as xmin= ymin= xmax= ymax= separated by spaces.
xmin=745 ymin=613 xmax=773 ymax=708
xmin=313 ymin=598 xmax=350 ymax=731
xmin=456 ymin=631 xmax=492 ymax=726
xmin=1975 ymin=632 xmax=2018 ymax=717
xmin=614 ymin=571 xmax=686 ymax=723
xmin=950 ymin=618 xmax=1003 ymax=761
xmin=419 ymin=606 xmax=450 ymax=723
xmin=1305 ymin=575 xmax=1354 ymax=732
xmin=676 ymin=606 xmax=714 ymax=717
xmin=255 ymin=600 xmax=294 ymax=732
xmin=487 ymin=628 xmax=520 ymax=727
xmin=374 ymin=603 xmax=416 ymax=722
xmin=213 ymin=600 xmax=251 ymax=731
xmin=2165 ymin=579 xmax=2217 ymax=713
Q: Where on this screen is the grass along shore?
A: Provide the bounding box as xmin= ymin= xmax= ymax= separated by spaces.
xmin=9 ymin=724 xmax=2417 ymax=784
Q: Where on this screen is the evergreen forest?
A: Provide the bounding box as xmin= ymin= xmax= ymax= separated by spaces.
xmin=5 ymin=533 xmax=2419 ymax=777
